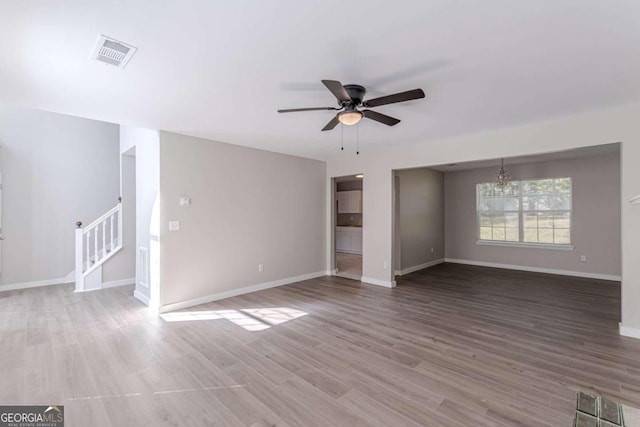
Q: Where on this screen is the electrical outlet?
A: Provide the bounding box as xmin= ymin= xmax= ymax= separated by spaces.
xmin=431 ymin=247 xmax=434 ymax=254
xmin=383 ymin=261 xmax=388 ymax=269
xmin=168 ymin=221 xmax=180 ymax=231
xmin=580 ymin=255 xmax=587 ymax=262
xmin=258 ymin=264 xmax=264 ymax=272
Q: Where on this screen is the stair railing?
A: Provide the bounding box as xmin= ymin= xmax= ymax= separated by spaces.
xmin=75 ymin=199 xmax=123 ymax=291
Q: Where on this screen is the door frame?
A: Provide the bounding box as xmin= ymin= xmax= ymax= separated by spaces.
xmin=332 ymin=174 xmax=364 ymax=281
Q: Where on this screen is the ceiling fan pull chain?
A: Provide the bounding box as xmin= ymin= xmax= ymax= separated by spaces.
xmin=356 ymin=123 xmax=360 ymax=155
xmin=341 ymin=123 xmax=344 ymax=151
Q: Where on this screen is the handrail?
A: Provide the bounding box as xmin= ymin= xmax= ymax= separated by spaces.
xmin=83 ymin=203 xmax=120 ymax=232
xmin=75 ymin=199 xmax=123 ymax=292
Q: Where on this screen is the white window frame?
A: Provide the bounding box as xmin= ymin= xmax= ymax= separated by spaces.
xmin=476 ymin=177 xmax=574 ymax=250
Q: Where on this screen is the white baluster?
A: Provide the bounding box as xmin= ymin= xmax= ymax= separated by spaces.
xmin=76 ymin=203 xmax=123 ymax=281
xmin=110 ymin=214 xmax=114 ymax=251
xmin=86 ymin=232 xmax=90 ymax=268
xmin=102 ymin=220 xmax=107 ymax=260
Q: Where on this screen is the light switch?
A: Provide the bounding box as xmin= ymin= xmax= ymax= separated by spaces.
xmin=169 ymin=221 xmax=180 ymax=231
xmin=179 ymin=196 xmax=191 ymax=206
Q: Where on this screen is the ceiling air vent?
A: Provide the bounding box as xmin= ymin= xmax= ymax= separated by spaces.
xmin=92 ymin=35 xmax=137 ymax=69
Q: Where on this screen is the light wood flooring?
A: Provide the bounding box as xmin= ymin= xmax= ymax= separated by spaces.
xmin=1 ymin=263 xmax=639 ymax=426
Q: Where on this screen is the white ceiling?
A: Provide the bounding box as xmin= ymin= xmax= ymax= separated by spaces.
xmin=1 ymin=1 xmax=639 ymax=160
xmin=428 ymin=142 xmax=620 ymax=172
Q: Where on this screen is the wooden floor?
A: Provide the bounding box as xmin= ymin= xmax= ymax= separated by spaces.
xmin=1 ymin=263 xmax=639 ymax=426
xmin=336 ymin=252 xmax=362 ymax=279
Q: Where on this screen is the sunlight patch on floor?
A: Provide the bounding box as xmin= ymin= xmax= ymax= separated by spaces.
xmin=160 ymin=307 xmax=308 ymax=331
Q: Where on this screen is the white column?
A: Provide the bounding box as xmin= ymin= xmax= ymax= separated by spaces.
xmin=75 ymin=222 xmax=84 ymax=292
xmin=117 ymin=202 xmax=123 ymax=250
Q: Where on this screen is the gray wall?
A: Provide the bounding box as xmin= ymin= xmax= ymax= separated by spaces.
xmin=0 ymin=106 xmax=120 ymax=285
xmin=444 ymin=152 xmax=621 ymax=276
xmin=395 ymin=168 xmax=445 ymax=271
xmin=158 ymin=131 xmax=326 ymax=307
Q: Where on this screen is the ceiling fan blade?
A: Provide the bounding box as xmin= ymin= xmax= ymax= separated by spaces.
xmin=363 ymin=89 xmax=425 ymax=108
xmin=321 ymin=80 xmax=352 ymax=103
xmin=278 ymin=107 xmax=337 ymax=113
xmin=321 ymin=115 xmax=340 ymax=131
xmin=363 ymin=110 xmax=401 ymax=126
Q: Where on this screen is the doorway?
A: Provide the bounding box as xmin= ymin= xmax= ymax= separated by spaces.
xmin=334 ymin=174 xmax=363 ymax=280
xmin=392 ymin=167 xmax=445 ymax=278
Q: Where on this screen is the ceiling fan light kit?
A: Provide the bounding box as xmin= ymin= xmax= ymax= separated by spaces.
xmin=338 ymin=110 xmax=363 ymax=125
xmin=277 ymin=79 xmax=425 ymax=132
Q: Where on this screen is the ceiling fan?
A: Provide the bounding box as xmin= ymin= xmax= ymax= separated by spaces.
xmin=278 ymin=80 xmax=426 ymax=131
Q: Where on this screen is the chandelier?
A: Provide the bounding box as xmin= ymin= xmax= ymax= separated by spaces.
xmin=495 ymin=158 xmax=511 ymax=188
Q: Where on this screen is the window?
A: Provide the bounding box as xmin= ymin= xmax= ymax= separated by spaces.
xmin=477 ymin=177 xmax=572 ymax=247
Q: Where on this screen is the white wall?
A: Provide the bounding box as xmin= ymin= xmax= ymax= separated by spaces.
xmin=444 ymin=152 xmax=621 ymax=278
xmin=0 ymin=106 xmax=120 ymax=286
xmin=119 ymin=126 xmax=160 ymax=306
xmin=158 ymin=131 xmax=326 ymax=309
xmin=395 ymin=167 xmax=444 ymax=272
xmin=325 ymin=103 xmax=640 ymax=335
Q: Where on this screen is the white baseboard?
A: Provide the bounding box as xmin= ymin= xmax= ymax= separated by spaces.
xmin=159 ymin=271 xmax=327 ymax=313
xmin=75 ymin=276 xmax=136 ymax=292
xmin=102 ymin=278 xmax=135 ymax=289
xmin=397 ymin=258 xmax=445 ymax=276
xmin=620 ymin=323 xmax=640 ymax=339
xmin=444 ymin=258 xmax=621 ymax=281
xmin=134 ymin=289 xmax=150 ymax=306
xmin=361 ymin=276 xmax=396 ymax=288
xmin=335 ymin=272 xmax=362 ymax=281
xmin=0 ymin=271 xmax=75 ymax=292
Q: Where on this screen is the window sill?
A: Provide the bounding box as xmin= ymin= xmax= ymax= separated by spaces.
xmin=475 ymin=240 xmax=575 ymax=251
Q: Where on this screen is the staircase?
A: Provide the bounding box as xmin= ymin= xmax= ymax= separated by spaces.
xmin=74 ymin=200 xmax=123 ymax=291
